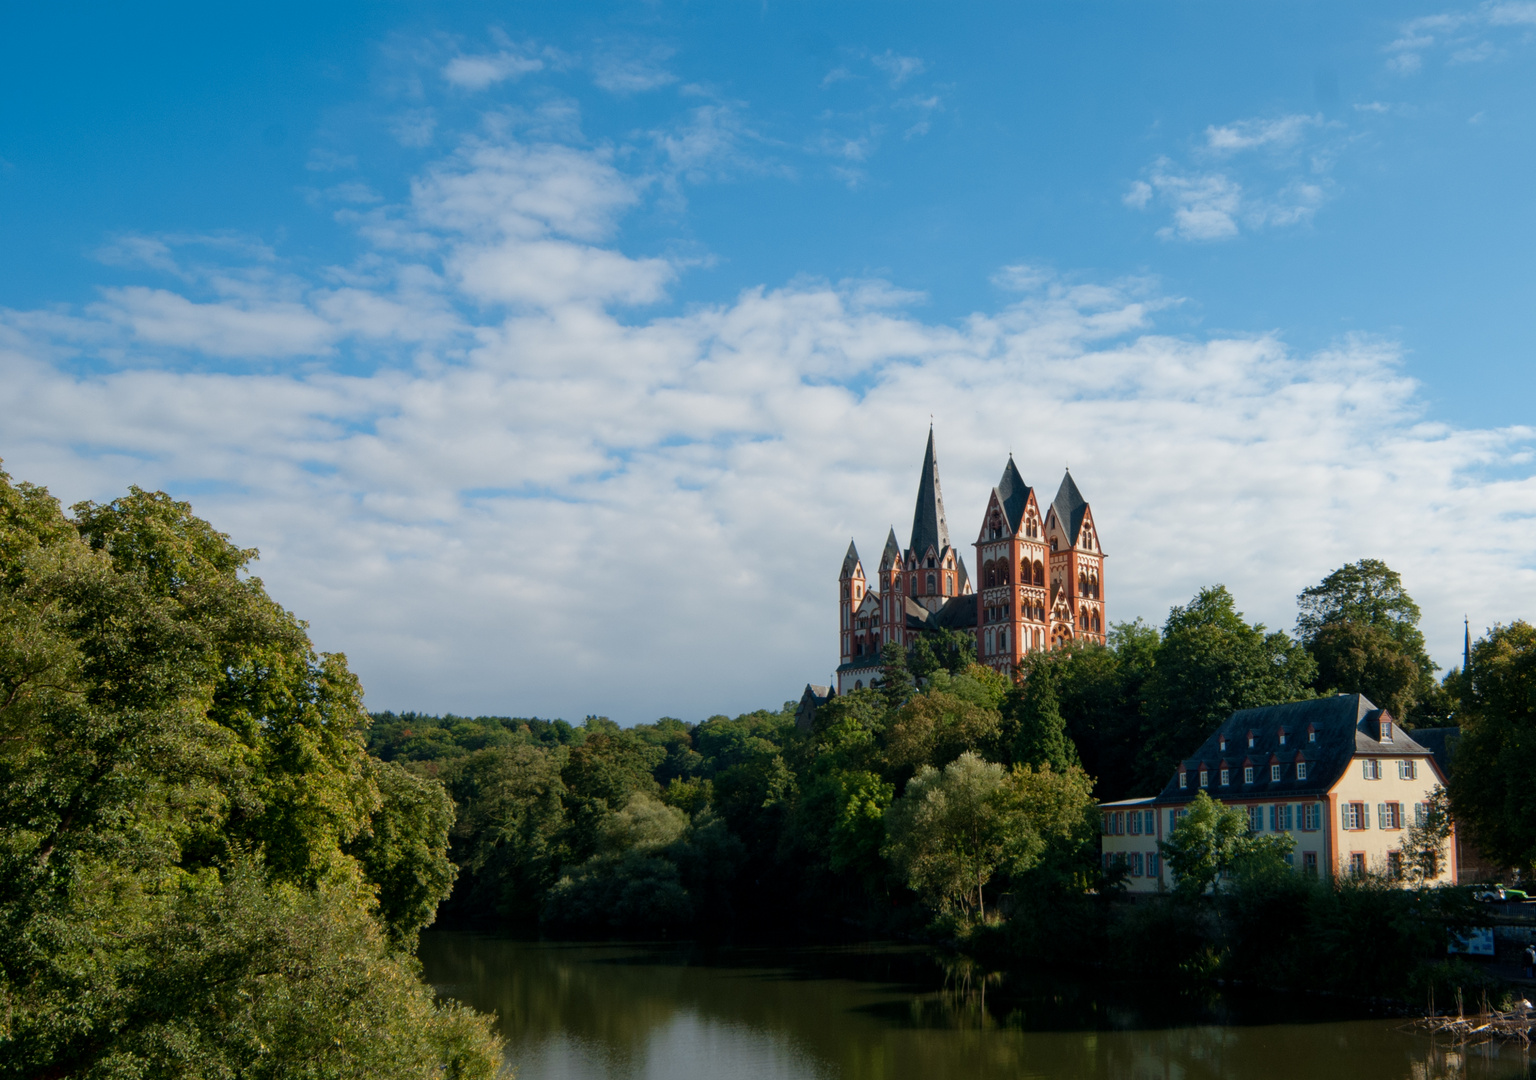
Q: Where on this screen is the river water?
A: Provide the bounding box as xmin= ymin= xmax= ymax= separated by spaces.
xmin=420 ymin=932 xmax=1531 ymax=1080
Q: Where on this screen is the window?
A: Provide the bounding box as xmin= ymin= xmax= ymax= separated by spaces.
xmin=1247 ymin=805 xmax=1264 ymax=831
xmin=1303 ymin=851 xmax=1318 ymax=876
xmin=1343 ymin=802 xmax=1369 ymax=830
xmin=1220 ymin=768 xmax=1230 ymax=786
xmin=1270 ymin=764 xmax=1282 ymax=782
xmin=1219 ymin=736 xmax=1227 ymax=752
xmin=1380 ymin=802 xmax=1403 ymax=830
xmin=1296 ymin=762 xmax=1308 ymax=780
xmin=1379 ymin=720 xmax=1393 ymax=743
xmin=1279 ymin=730 xmax=1288 ymax=746
xmin=1302 ymin=803 xmax=1321 ymax=831
xmin=1399 ymin=759 xmax=1417 ymax=780
xmin=1244 ymin=765 xmax=1254 ymax=784
xmin=1199 ymin=770 xmax=1209 ymax=788
xmin=926 ymin=572 xmax=936 ymax=592
xmin=1270 ymin=804 xmax=1294 ymax=831
xmin=1416 ymin=801 xmax=1429 ymax=827
xmin=1248 ymin=733 xmax=1256 ymax=749
xmin=1284 ymin=853 xmax=1294 ymax=868
xmin=1144 ymin=810 xmax=1156 ymax=834
xmin=1130 ymin=852 xmax=1144 ymax=877
xmin=1147 ymin=852 xmax=1161 ymax=879
xmin=1115 ymin=812 xmax=1124 ymax=835
xmin=1387 ymin=851 xmax=1403 ymax=880
xmin=1362 ymin=759 xmax=1382 ymax=780
xmin=1178 ymin=771 xmax=1188 ymax=790
xmin=1349 ymin=852 xmax=1366 ymax=878
xmin=1308 ymin=728 xmax=1316 ymax=743
xmin=1130 ymin=811 xmax=1142 ymax=835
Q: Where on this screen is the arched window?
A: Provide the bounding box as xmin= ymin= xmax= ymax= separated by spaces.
xmin=1034 ymin=561 xmax=1045 ymax=585
xmin=910 ymin=576 xmax=918 ymax=597
xmin=855 ymin=680 xmax=863 ymax=690
xmin=927 ymin=572 xmax=936 ymax=593
xmin=1050 ymin=538 xmax=1058 ymax=551
xmin=1091 ymin=612 xmax=1101 ymax=633
xmin=984 ymin=562 xmax=996 ymax=588
xmin=944 ymin=574 xmax=953 ymax=596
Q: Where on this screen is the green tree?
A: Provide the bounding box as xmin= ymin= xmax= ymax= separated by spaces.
xmin=1140 ymin=587 xmax=1316 ymax=791
xmin=346 ymin=758 xmax=458 ymax=948
xmin=882 ymin=752 xmax=1018 ymax=919
xmin=1297 ymin=559 xmax=1438 ymax=722
xmin=876 ymin=640 xmax=916 ymax=713
xmin=907 ymin=627 xmax=978 ymax=681
xmin=1448 ymin=621 xmax=1536 ymax=870
xmin=1398 ymin=786 xmax=1453 ymax=883
xmin=1001 ymin=660 xmax=1080 ymax=772
xmin=1159 ymin=791 xmax=1294 ymax=897
xmin=884 ymin=691 xmax=1002 ymax=774
xmin=0 ymin=465 xmax=501 ymax=1077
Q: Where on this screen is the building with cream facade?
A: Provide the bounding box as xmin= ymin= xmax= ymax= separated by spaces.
xmin=1100 ymin=694 xmax=1457 ymax=891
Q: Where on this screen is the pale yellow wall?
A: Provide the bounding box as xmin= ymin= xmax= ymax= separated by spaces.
xmin=1327 ymin=755 xmax=1454 ymax=883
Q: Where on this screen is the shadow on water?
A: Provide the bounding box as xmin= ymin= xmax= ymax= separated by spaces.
xmin=419 ymin=931 xmax=1536 ymax=1080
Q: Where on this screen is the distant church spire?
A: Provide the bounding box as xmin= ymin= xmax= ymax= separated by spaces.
xmin=910 ymin=425 xmax=952 ymax=558
xmin=1465 ymin=616 xmax=1472 ymax=673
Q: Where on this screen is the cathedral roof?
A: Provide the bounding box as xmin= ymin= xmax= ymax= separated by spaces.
xmin=909 ymin=427 xmax=953 ymax=559
xmin=995 ymin=455 xmax=1032 ymax=534
xmin=1052 ymin=470 xmax=1090 ymax=544
xmin=880 ymin=527 xmax=902 ymax=570
xmin=840 ymin=540 xmax=862 ymax=579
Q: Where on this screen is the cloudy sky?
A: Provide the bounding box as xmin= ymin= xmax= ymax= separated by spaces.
xmin=2 ymin=3 xmax=1534 ymax=723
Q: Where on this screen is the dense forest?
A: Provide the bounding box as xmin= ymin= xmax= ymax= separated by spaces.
xmin=8 ymin=459 xmax=1536 ymax=1076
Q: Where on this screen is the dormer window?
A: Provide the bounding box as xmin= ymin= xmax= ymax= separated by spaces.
xmin=1219 ymin=736 xmax=1227 ymax=752
xmin=1379 ymin=720 xmax=1393 ymax=743
xmin=1278 ymin=730 xmax=1288 ymax=746
xmin=1179 ymin=771 xmax=1188 ymax=789
xmin=1270 ymin=764 xmax=1282 ymax=782
xmin=1297 ymin=762 xmax=1308 ymax=780
xmin=1244 ymin=765 xmax=1254 ymax=784
xmin=1308 ymin=727 xmax=1317 ymax=743
xmin=1199 ymin=769 xmax=1209 ymax=788
xmin=1220 ymin=767 xmax=1230 ymax=786
xmin=1247 ymin=732 xmax=1256 ymax=749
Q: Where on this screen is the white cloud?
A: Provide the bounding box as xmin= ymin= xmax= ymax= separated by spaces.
xmin=1385 ymin=2 xmax=1536 ymax=73
xmin=1205 ymin=114 xmax=1319 ymax=153
xmin=5 ymin=126 xmax=1535 ymax=726
xmin=591 ymin=46 xmax=677 ymax=94
xmin=871 ymin=51 xmax=926 ymax=88
xmin=443 ymin=50 xmax=544 ymax=91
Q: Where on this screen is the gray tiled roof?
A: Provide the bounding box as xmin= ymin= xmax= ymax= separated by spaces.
xmin=880 ymin=527 xmax=902 ymax=570
xmin=1052 ymin=470 xmax=1089 ymax=544
xmin=1157 ymin=694 xmax=1434 ymax=805
xmin=909 ymin=427 xmax=953 ymax=559
xmin=995 ymin=456 xmax=1032 ymax=534
xmin=840 ymin=540 xmax=861 ymax=579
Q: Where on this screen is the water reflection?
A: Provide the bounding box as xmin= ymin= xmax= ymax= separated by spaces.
xmin=419 ymin=933 xmax=1534 ymax=1080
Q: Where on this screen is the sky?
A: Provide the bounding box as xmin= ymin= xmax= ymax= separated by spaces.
xmin=1 ymin=2 xmax=1534 ymax=723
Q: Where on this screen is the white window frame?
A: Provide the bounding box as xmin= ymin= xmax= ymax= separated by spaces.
xmin=1244 ymin=765 xmax=1254 ymax=784
xmin=1296 ymin=762 xmax=1308 ymax=780
xmin=1270 ymin=763 xmax=1282 ymax=782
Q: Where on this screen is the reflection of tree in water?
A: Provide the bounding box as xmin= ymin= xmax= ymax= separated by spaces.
xmin=420 ymin=935 xmax=1536 ymax=1080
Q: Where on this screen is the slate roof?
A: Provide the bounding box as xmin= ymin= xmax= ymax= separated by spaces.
xmin=1052 ymin=470 xmax=1089 ymax=544
xmin=840 ymin=540 xmax=861 ymax=579
xmin=1157 ymin=694 xmax=1435 ymax=806
xmin=1410 ymin=727 xmax=1460 ymax=779
xmin=995 ymin=456 xmax=1032 ymax=534
xmin=836 ymin=655 xmax=883 ymax=674
xmin=880 ymin=527 xmax=902 ymax=570
xmin=909 ymin=427 xmax=953 ymax=559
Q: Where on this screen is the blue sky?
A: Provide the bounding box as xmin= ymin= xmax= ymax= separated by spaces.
xmin=2 ymin=2 xmax=1534 ymax=721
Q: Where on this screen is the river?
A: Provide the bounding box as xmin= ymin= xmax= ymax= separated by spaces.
xmin=420 ymin=931 xmax=1530 ymax=1080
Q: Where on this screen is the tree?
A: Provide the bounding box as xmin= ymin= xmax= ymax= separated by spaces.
xmin=1001 ymin=660 xmax=1080 ymax=772
xmin=1297 ymin=560 xmax=1437 ymax=723
xmin=907 ymin=627 xmax=978 ymax=681
xmin=1307 ymin=620 xmax=1423 ymax=722
xmin=1399 ymin=786 xmax=1453 ymax=883
xmin=875 ymin=640 xmax=915 ymax=713
xmin=883 ymin=752 xmax=1019 ymax=919
xmin=346 ymin=758 xmax=459 ymax=948
xmin=1159 ymin=791 xmax=1294 ymax=897
xmin=0 ymin=465 xmax=502 ymax=1077
xmin=1448 ymin=621 xmax=1536 ymax=870
xmin=1140 ymin=587 xmax=1316 ymax=791
xmin=883 ymin=691 xmax=1002 ymax=774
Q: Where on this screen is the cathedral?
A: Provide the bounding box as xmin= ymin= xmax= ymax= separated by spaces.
xmin=834 ymin=429 xmax=1106 ymax=694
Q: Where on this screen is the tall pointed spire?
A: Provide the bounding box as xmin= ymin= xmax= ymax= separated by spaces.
xmin=1052 ymin=469 xmax=1089 ymax=543
xmin=910 ymin=426 xmax=953 ymax=558
xmin=880 ymin=527 xmax=902 ymax=570
xmin=840 ymin=540 xmax=862 ymax=580
xmin=1465 ymin=616 xmax=1472 ymax=674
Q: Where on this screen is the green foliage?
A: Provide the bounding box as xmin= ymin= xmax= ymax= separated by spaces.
xmin=1400 ymin=786 xmax=1454 ymax=883
xmin=1449 ymin=621 xmax=1536 ymax=871
xmin=885 ymin=691 xmax=1001 ymax=775
xmin=1000 ymin=660 xmax=1080 ymax=772
xmin=1159 ymin=792 xmax=1294 ymax=897
xmin=346 ymin=758 xmax=458 ymax=948
xmin=368 ymin=710 xmax=580 ymax=763
xmin=1297 ymin=559 xmax=1439 ymax=724
xmin=907 ymin=627 xmax=978 ymax=680
xmin=0 ymin=464 xmax=502 ymax=1077
xmin=1141 ymin=587 xmax=1316 ymax=790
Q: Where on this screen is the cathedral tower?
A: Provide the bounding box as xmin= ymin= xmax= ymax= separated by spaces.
xmin=974 ymin=456 xmax=1049 ymax=675
xmin=1044 ymin=470 xmax=1106 ymax=647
